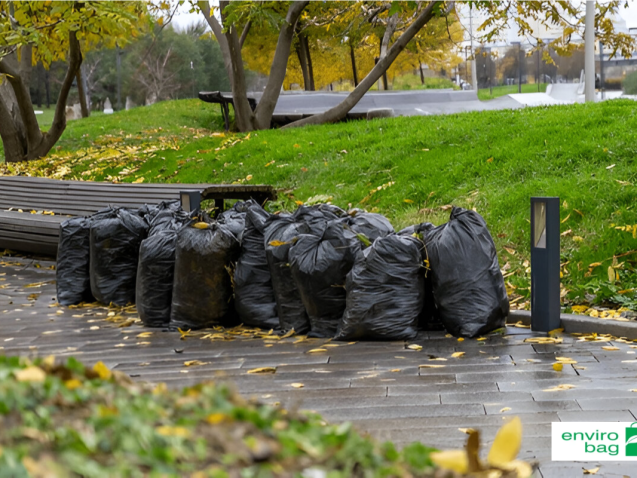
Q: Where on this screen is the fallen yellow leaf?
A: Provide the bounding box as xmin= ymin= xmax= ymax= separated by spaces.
xmin=290 ymin=383 xmax=304 ymax=388
xmin=93 ymin=361 xmax=112 ymax=380
xmin=500 ymin=407 xmax=512 ymax=413
xmin=543 ymin=384 xmax=576 ymax=392
xmin=193 ymin=222 xmax=209 ymax=230
xmin=430 ymin=449 xmax=468 ymax=474
xmin=247 ymin=367 xmax=276 ymax=374
xmin=602 ymin=346 xmax=620 ymax=351
xmin=64 ymin=379 xmax=82 ymax=390
xmin=553 ymin=363 xmax=564 ymax=371
xmin=14 ymin=366 xmax=46 ymax=383
xmin=583 ymin=466 xmax=600 ymax=475
xmin=407 ymin=344 xmax=423 ymax=351
xmin=184 ymin=360 xmax=209 ymax=367
xmin=156 ymin=426 xmax=190 ymax=438
xmin=555 ymin=357 xmax=578 ymax=364
xmin=524 ymin=337 xmax=563 ymax=344
xmin=307 ymin=348 xmax=327 ymax=353
xmin=206 ymin=413 xmax=228 ymax=425
xmin=487 ymin=416 xmax=522 ymax=467
xmin=268 ymin=240 xmax=288 ymax=247
xmin=419 ymin=364 xmax=446 ymax=369
xmin=451 ymin=352 xmax=465 ymax=358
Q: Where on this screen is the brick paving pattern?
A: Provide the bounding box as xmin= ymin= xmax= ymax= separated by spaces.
xmin=1 ymin=256 xmax=637 ymax=477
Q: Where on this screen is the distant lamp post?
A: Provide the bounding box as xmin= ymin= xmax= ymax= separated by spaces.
xmin=530 ymin=197 xmax=561 ymax=332
xmin=180 ymin=190 xmax=201 ymax=213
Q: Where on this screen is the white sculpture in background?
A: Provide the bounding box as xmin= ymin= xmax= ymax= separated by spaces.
xmin=125 ymin=96 xmax=135 ymax=110
xmin=103 ymin=97 xmax=114 ymax=114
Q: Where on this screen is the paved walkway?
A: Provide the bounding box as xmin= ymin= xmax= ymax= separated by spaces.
xmin=2 ymin=256 xmax=637 ymax=477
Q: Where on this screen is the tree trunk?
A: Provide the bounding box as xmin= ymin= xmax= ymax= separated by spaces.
xmin=301 ymin=32 xmax=314 ymax=90
xmin=283 ymin=1 xmax=443 ymax=129
xmin=379 ymin=13 xmax=398 ymax=90
xmin=198 ymin=1 xmax=234 ymax=85
xmin=349 ymin=40 xmax=359 ymax=87
xmin=76 ymin=67 xmax=90 ymax=117
xmin=0 ymin=32 xmax=82 ymax=162
xmin=45 ymin=69 xmax=51 ymax=109
xmin=0 ymin=93 xmax=26 ymax=162
xmin=419 ymin=63 xmax=425 ymax=85
xmin=296 ymin=38 xmax=311 ymax=91
xmin=253 ymin=1 xmax=309 ymax=129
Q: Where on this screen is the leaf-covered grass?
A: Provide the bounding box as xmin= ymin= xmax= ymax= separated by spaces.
xmin=2 ymin=98 xmax=637 ymax=310
xmin=0 ymin=354 xmax=438 ymax=477
xmin=477 ymin=83 xmax=548 ymax=100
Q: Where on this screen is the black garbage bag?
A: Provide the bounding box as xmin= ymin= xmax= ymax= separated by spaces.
xmin=218 ymin=200 xmax=253 ymax=242
xmin=347 ymin=210 xmax=394 ymax=242
xmin=139 ymin=200 xmax=181 ymax=223
xmin=147 ymin=201 xmax=191 ymax=236
xmin=234 ymin=204 xmax=279 ymax=329
xmin=335 ymin=234 xmax=423 ymax=341
xmin=90 ymin=208 xmax=148 ymax=306
xmin=136 ymin=230 xmax=178 ymax=327
xmin=424 ymin=207 xmax=509 ymax=337
xmin=170 ymin=222 xmax=240 ymax=330
xmin=293 ymin=204 xmax=344 ymax=234
xmin=56 ymin=217 xmax=93 ymax=305
xmin=398 ymin=223 xmax=444 ymax=331
xmin=264 ymin=214 xmax=310 ymax=334
xmin=289 ymin=219 xmax=361 ymax=338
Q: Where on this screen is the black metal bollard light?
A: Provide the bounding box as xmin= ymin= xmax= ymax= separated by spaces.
xmin=530 ymin=197 xmax=561 ymax=332
xmin=180 ymin=190 xmax=201 ymax=213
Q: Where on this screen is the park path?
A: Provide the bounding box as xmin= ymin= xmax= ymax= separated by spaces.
xmin=1 ymin=255 xmax=637 ymax=477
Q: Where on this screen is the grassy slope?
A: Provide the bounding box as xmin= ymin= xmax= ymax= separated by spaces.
xmin=478 ymin=83 xmax=548 ymax=100
xmin=3 ymin=98 xmax=637 ymax=307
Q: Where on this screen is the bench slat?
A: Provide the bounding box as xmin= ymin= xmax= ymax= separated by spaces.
xmin=0 ymin=176 xmax=276 ymax=256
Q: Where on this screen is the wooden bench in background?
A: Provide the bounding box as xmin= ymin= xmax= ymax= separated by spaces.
xmin=0 ymin=176 xmax=276 ymax=256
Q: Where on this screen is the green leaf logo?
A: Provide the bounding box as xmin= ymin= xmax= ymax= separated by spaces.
xmin=626 ymin=435 xmax=637 ymax=446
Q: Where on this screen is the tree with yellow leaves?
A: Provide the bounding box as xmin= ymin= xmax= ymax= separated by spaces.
xmin=0 ymin=1 xmax=148 ymax=162
xmin=197 ymin=1 xmax=635 ymax=132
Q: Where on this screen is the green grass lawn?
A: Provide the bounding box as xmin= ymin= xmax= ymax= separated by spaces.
xmin=478 ymin=83 xmax=548 ymax=100
xmin=2 ymin=98 xmax=637 ymax=310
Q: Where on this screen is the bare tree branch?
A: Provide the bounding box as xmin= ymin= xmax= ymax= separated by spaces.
xmin=239 ymin=19 xmax=251 ymax=49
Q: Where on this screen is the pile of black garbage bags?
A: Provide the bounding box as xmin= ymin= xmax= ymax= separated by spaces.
xmin=56 ymin=200 xmax=509 ymax=339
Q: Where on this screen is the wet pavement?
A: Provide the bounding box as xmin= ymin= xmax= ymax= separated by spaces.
xmin=1 ymin=255 xmax=637 ymax=477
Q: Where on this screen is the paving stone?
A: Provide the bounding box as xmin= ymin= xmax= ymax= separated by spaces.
xmin=578 ymin=398 xmax=637 ymax=411
xmin=557 ymin=410 xmax=636 ymax=422
xmin=284 ymin=394 xmax=441 ymax=412
xmin=243 ymin=386 xmax=388 ymax=402
xmin=533 ymin=388 xmax=637 ymax=401
xmin=350 ymin=374 xmax=456 ymax=387
xmin=440 ymin=391 xmax=533 ymax=405
xmin=484 ymin=400 xmax=581 ymax=415
xmin=457 ymin=370 xmax=571 ymax=383
xmin=352 ymin=412 xmax=561 ymax=431
xmin=388 ymin=382 xmax=500 ymax=396
xmin=320 ymin=403 xmax=486 ymax=421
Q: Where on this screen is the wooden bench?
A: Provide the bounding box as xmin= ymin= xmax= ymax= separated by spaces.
xmin=0 ymin=176 xmax=276 ymax=256
xmin=198 ymin=91 xmax=257 ymax=131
